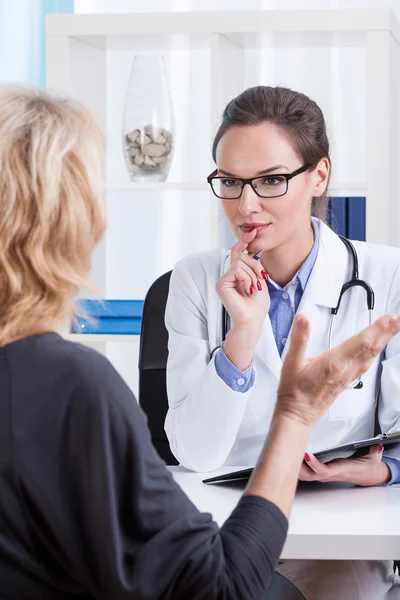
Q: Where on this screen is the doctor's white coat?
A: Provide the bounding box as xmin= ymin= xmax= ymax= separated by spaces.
xmin=165 ymin=220 xmax=400 ymax=472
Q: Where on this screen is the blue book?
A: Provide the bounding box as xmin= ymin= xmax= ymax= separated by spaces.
xmin=73 ymin=318 xmax=142 ymax=335
xmin=347 ymin=197 xmax=366 ymax=241
xmin=72 ymin=300 xmax=144 ymax=335
xmin=329 ymin=197 xmax=347 ymax=237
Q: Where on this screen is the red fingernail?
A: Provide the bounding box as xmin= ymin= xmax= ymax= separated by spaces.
xmin=250 ymin=286 xmax=253 ymax=294
xmin=379 ymin=444 xmax=384 ymax=452
xmin=257 ymin=281 xmax=262 ymax=291
xmin=261 ymin=270 xmax=268 ymax=280
xmin=304 ymin=453 xmax=311 ymax=462
xmin=249 ymin=227 xmax=256 ymax=232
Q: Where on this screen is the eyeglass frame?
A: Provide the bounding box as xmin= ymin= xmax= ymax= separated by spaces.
xmin=207 ymin=163 xmax=312 ymax=200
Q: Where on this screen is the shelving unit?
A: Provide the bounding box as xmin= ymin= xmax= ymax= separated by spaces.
xmin=47 ymin=8 xmax=400 ymax=394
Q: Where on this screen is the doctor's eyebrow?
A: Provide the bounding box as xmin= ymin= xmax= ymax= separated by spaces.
xmin=217 ymin=164 xmax=289 ymax=177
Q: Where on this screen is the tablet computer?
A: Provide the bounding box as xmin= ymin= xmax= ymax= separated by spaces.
xmin=202 ymin=430 xmax=400 ymax=485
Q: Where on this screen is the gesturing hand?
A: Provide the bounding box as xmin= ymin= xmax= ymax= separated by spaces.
xmin=276 ymin=313 xmax=400 ymax=427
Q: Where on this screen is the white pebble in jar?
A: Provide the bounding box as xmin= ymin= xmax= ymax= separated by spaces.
xmin=123 ymin=125 xmax=174 ymax=181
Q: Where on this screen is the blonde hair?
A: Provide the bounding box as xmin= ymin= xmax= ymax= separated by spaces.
xmin=0 ymin=85 xmax=106 ymax=346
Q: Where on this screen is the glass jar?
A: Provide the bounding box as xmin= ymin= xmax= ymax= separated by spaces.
xmin=122 ymin=55 xmax=174 ymax=182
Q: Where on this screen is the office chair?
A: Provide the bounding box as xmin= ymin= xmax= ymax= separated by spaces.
xmin=138 ymin=270 xmax=178 ymax=465
xmin=265 ymin=572 xmax=307 ymax=599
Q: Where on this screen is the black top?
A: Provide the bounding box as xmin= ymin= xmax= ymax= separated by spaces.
xmin=0 ymin=333 xmax=288 ymax=599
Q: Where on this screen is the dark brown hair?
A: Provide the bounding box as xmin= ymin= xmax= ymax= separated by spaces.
xmin=212 ymin=86 xmax=331 ymax=220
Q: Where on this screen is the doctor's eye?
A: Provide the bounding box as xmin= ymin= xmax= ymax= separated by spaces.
xmin=261 ymin=175 xmax=286 ymax=186
xmin=220 ymin=178 xmax=241 ymax=188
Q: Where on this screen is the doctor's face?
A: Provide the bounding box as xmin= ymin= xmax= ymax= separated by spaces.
xmin=215 ymin=122 xmax=322 ymax=254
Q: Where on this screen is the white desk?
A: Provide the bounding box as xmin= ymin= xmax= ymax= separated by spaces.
xmin=169 ymin=466 xmax=400 ymax=561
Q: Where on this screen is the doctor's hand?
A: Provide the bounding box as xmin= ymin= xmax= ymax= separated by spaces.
xmin=276 ymin=312 xmax=400 ymax=428
xmin=216 ymin=228 xmax=270 ymax=328
xmin=216 ymin=229 xmax=270 ymax=371
xmin=299 ymin=445 xmax=391 ymax=486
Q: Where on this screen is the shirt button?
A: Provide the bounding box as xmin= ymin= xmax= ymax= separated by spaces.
xmin=237 ymin=378 xmax=245 ymax=386
xmin=282 ymin=292 xmax=289 ymax=300
xmin=282 ymin=338 xmax=287 ymax=345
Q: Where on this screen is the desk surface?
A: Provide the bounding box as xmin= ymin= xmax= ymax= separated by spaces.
xmin=170 ymin=466 xmax=400 ymax=560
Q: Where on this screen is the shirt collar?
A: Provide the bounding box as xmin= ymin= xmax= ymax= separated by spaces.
xmin=297 ymin=218 xmax=320 ymax=291
xmin=267 ymin=219 xmax=320 ymax=292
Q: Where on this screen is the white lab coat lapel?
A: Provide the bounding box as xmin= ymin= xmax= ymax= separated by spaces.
xmin=280 ymin=220 xmax=350 ymax=362
xmin=254 ymin=315 xmax=283 ymax=380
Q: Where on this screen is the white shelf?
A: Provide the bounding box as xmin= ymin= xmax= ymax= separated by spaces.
xmin=67 ymin=333 xmax=140 ymax=343
xmin=106 ymin=181 xmax=209 ymax=191
xmin=47 ymin=10 xmax=400 ymax=47
xmin=328 ymin=182 xmax=366 ymax=197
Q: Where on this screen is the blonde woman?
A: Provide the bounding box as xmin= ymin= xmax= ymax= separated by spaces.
xmin=0 ymin=86 xmax=398 ymax=600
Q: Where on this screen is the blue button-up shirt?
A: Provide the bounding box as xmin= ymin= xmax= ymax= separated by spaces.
xmin=267 ymin=220 xmax=319 ymax=356
xmin=214 ymin=220 xmax=400 ymax=484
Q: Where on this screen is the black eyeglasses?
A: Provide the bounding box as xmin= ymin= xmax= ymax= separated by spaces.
xmin=207 ymin=164 xmax=311 ymax=200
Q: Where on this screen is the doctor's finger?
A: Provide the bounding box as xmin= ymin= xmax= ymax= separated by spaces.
xmin=364 ymin=444 xmax=384 ymax=463
xmin=232 ymin=252 xmax=268 ymax=282
xmin=230 ymin=265 xmax=256 ymax=295
xmin=303 ymin=453 xmax=329 ymax=477
xmin=230 ymin=260 xmax=263 ymax=292
xmin=231 ymin=228 xmax=258 ymax=262
xmin=281 ymin=315 xmax=310 ymax=373
xmin=298 ymin=463 xmax=317 ymax=481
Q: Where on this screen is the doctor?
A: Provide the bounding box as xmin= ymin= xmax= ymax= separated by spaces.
xmin=165 ymin=86 xmax=400 ymax=600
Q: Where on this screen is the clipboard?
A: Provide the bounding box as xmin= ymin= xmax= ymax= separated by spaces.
xmin=202 ymin=430 xmax=400 ymax=485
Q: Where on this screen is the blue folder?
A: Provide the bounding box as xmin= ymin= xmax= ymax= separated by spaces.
xmin=328 ymin=196 xmax=366 ymax=241
xmin=72 ymin=300 xmax=144 ymax=335
xmin=347 ymin=197 xmax=366 ymax=242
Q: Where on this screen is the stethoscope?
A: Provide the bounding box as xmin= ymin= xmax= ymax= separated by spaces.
xmin=213 ymin=236 xmax=375 ymax=390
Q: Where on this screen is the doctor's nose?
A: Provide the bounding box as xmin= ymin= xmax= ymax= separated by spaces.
xmin=239 ymin=182 xmax=263 ymax=216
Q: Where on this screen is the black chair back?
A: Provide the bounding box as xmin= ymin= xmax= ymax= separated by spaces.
xmin=138 ymin=270 xmax=178 ymax=465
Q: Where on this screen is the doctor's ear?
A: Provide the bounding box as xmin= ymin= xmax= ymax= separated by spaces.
xmin=310 ymin=158 xmax=330 ymax=196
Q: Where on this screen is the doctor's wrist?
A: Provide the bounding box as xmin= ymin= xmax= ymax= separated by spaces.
xmin=223 ymin=324 xmax=261 ymax=371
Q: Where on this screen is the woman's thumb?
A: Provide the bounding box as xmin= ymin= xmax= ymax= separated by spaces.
xmin=231 ymin=228 xmax=257 ymax=262
xmin=367 ymin=444 xmax=384 ymax=463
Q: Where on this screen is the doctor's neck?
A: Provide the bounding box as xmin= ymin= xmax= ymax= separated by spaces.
xmin=259 ymin=221 xmax=315 ymax=288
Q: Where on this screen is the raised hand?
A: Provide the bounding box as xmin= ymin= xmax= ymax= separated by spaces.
xmin=277 ymin=313 xmax=400 ymax=427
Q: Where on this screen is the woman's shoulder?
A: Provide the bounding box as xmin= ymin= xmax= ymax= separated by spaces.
xmin=5 ymin=332 xmax=132 ymax=409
